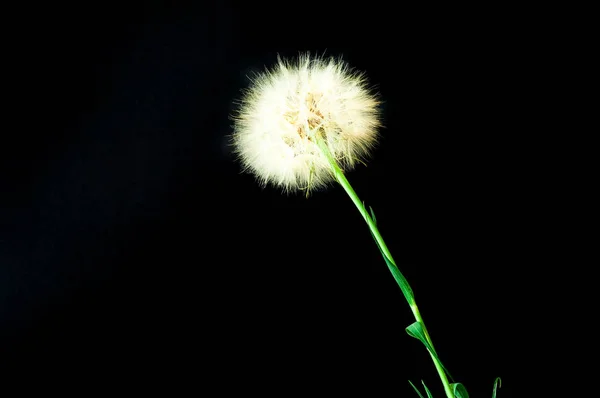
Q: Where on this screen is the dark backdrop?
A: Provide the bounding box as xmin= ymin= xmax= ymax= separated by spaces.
xmin=1 ymin=2 xmax=536 ymax=396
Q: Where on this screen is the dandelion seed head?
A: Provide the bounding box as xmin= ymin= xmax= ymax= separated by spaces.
xmin=231 ymin=53 xmax=381 ymax=194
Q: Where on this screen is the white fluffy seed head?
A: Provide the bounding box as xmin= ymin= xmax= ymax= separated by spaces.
xmin=231 ymin=53 xmax=381 ymax=194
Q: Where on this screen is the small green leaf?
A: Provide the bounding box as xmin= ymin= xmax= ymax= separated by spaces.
xmin=421 ymin=380 xmax=434 ymax=398
xmin=370 ymin=234 xmax=415 ymax=304
xmin=408 ymin=380 xmax=425 ymax=398
xmin=363 ymin=203 xmax=414 ymax=304
xmin=451 ymin=383 xmax=469 ymax=398
xmin=492 ymin=377 xmax=501 ymax=398
xmin=406 ymin=322 xmax=453 ymax=381
xmin=383 ymin=252 xmax=415 ymax=304
xmin=405 ymin=321 xmax=434 ymax=350
xmin=369 ymin=205 xmax=377 ymax=225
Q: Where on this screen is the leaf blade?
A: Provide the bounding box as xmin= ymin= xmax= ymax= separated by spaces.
xmin=492 ymin=377 xmax=502 ymax=398
xmin=422 ymin=380 xmax=434 ymax=398
xmin=408 ymin=380 xmax=425 ymax=398
xmin=406 ymin=321 xmax=453 ymax=381
xmin=450 ymin=383 xmax=469 ymax=398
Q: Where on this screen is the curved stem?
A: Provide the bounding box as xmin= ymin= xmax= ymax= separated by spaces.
xmin=316 ymin=137 xmax=454 ymax=398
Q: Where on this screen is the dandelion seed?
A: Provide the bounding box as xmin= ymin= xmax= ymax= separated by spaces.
xmin=231 ymin=53 xmax=381 ymax=194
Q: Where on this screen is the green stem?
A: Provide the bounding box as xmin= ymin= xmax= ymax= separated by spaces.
xmin=316 ymin=137 xmax=454 ymax=398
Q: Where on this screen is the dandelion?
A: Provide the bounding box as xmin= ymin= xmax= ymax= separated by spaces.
xmin=230 ymin=54 xmax=498 ymax=397
xmin=231 ymin=54 xmax=381 ymax=194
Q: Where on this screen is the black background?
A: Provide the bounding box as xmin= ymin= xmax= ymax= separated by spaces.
xmin=0 ymin=1 xmax=543 ymax=396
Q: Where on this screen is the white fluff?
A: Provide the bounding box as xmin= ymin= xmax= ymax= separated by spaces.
xmin=231 ymin=54 xmax=381 ymax=194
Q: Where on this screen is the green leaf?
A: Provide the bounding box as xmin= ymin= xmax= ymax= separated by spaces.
xmin=451 ymin=383 xmax=469 ymax=398
xmin=406 ymin=322 xmax=453 ymax=381
xmin=383 ymin=250 xmax=414 ymax=304
xmin=492 ymin=377 xmax=501 ymax=398
xmin=408 ymin=381 xmax=425 ymax=398
xmin=406 ymin=322 xmax=435 ymax=353
xmin=363 ymin=203 xmax=414 ymax=304
xmin=421 ymin=380 xmax=434 ymax=398
xmin=369 ymin=231 xmax=415 ymax=304
xmin=369 ymin=205 xmax=377 ymax=225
